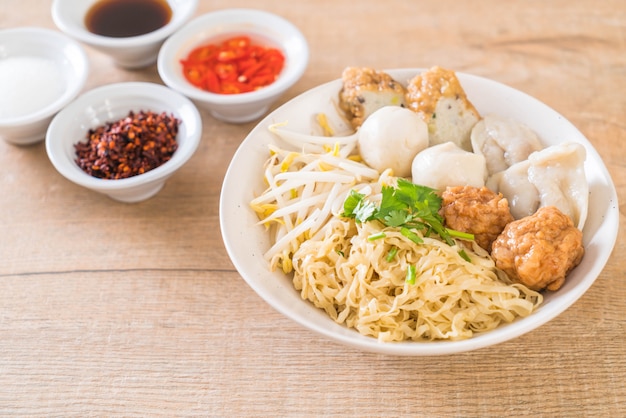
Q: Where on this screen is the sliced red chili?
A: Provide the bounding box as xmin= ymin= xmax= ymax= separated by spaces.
xmin=221 ymin=81 xmax=254 ymax=94
xmin=202 ymin=69 xmax=221 ymax=92
xmin=180 ymin=35 xmax=285 ymax=95
xmin=214 ymin=62 xmax=237 ymax=80
xmin=249 ymin=74 xmax=276 ymax=88
xmin=182 ymin=67 xmax=204 ymax=87
xmin=237 ymin=57 xmax=257 ymax=72
xmin=241 ymin=61 xmax=266 ymax=80
xmin=185 ymin=44 xmax=218 ymax=63
xmin=224 ymin=36 xmax=251 ymax=49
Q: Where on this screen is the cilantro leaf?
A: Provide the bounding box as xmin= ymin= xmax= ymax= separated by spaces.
xmin=395 ymin=178 xmax=441 ymax=214
xmin=342 ymin=189 xmax=364 ymax=218
xmin=342 ymin=190 xmax=377 ymax=223
xmin=341 ymin=179 xmax=474 ymax=249
xmin=377 ymin=185 xmax=406 ymax=220
xmin=353 ymin=199 xmax=377 ymax=223
xmin=383 ymin=210 xmax=411 ymax=228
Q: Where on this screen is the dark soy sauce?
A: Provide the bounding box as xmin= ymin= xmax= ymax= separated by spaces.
xmin=85 ymin=0 xmax=172 ymax=38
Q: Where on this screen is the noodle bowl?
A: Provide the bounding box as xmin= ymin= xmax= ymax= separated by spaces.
xmin=220 ymin=68 xmax=618 ymax=354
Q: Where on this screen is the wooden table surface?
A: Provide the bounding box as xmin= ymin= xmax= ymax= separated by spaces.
xmin=1 ymin=0 xmax=625 ymax=416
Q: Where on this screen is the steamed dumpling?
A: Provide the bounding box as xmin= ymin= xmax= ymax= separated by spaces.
xmin=487 ymin=142 xmax=588 ymax=229
xmin=471 ymin=114 xmax=544 ymax=175
xmin=486 ymin=159 xmax=538 ymax=219
xmin=528 ymin=142 xmax=588 ymax=230
xmin=358 ymin=106 xmax=429 ymax=177
xmin=411 ymin=141 xmax=487 ymax=190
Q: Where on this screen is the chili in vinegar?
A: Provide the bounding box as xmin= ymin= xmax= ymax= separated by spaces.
xmin=180 ymin=36 xmax=285 ymax=94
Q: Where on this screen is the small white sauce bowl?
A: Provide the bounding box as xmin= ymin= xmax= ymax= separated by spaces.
xmin=0 ymin=27 xmax=88 ymax=146
xmin=45 ymin=82 xmax=202 ymax=203
xmin=51 ymin=0 xmax=198 ymax=69
xmin=157 ymin=8 xmax=309 ymax=124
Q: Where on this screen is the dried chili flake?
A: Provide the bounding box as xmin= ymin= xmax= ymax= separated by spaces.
xmin=74 ymin=110 xmax=180 ymax=180
xmin=180 ymin=35 xmax=285 ymax=94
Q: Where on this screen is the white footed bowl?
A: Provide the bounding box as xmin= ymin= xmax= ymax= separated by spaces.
xmin=220 ymin=68 xmax=619 ymax=356
xmin=46 ymin=82 xmax=202 ymax=203
xmin=0 ymin=27 xmax=88 ymax=145
xmin=52 ymin=0 xmax=197 ymax=69
xmin=158 ymin=8 xmax=309 ymax=123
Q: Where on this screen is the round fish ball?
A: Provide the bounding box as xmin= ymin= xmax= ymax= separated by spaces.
xmin=357 ymin=106 xmax=429 ymax=177
xmin=411 ymin=141 xmax=487 ymax=190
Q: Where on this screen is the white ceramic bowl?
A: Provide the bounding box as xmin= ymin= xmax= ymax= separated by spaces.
xmin=157 ymin=8 xmax=309 ymax=124
xmin=46 ymin=82 xmax=202 ymax=203
xmin=0 ymin=27 xmax=88 ymax=145
xmin=220 ymin=68 xmax=620 ymax=356
xmin=51 ymin=0 xmax=197 ymax=69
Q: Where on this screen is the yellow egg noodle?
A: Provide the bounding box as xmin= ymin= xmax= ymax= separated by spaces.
xmin=292 ymin=219 xmax=542 ymax=342
xmin=251 ymin=121 xmax=543 ymax=342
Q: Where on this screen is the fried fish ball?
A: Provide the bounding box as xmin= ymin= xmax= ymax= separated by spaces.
xmin=338 ymin=67 xmax=406 ymax=129
xmin=440 ymin=185 xmax=514 ymax=251
xmin=405 ymin=66 xmax=480 ymax=151
xmin=491 ymin=206 xmax=584 ymax=291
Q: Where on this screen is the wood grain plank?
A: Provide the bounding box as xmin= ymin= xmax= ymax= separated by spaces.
xmin=0 ymin=0 xmax=624 ymax=416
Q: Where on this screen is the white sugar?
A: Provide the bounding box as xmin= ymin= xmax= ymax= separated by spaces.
xmin=0 ymin=56 xmax=66 ymax=119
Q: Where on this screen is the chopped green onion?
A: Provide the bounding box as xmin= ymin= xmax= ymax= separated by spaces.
xmin=458 ymin=249 xmax=471 ymax=262
xmin=385 ymin=246 xmax=398 ymax=262
xmin=367 ymin=232 xmax=386 ymax=241
xmin=400 ymin=227 xmax=423 ymax=244
xmin=406 ymin=264 xmax=416 ymax=285
xmin=447 ymin=229 xmax=475 ymax=241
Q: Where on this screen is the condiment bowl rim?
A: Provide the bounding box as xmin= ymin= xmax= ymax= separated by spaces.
xmin=45 ymin=81 xmax=202 ymax=191
xmin=51 ymin=0 xmax=199 ymax=48
xmin=0 ymin=26 xmax=89 ymax=126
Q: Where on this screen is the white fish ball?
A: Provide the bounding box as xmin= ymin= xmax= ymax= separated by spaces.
xmin=358 ymin=106 xmax=429 ymax=177
xmin=411 ymin=141 xmax=487 ymax=190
